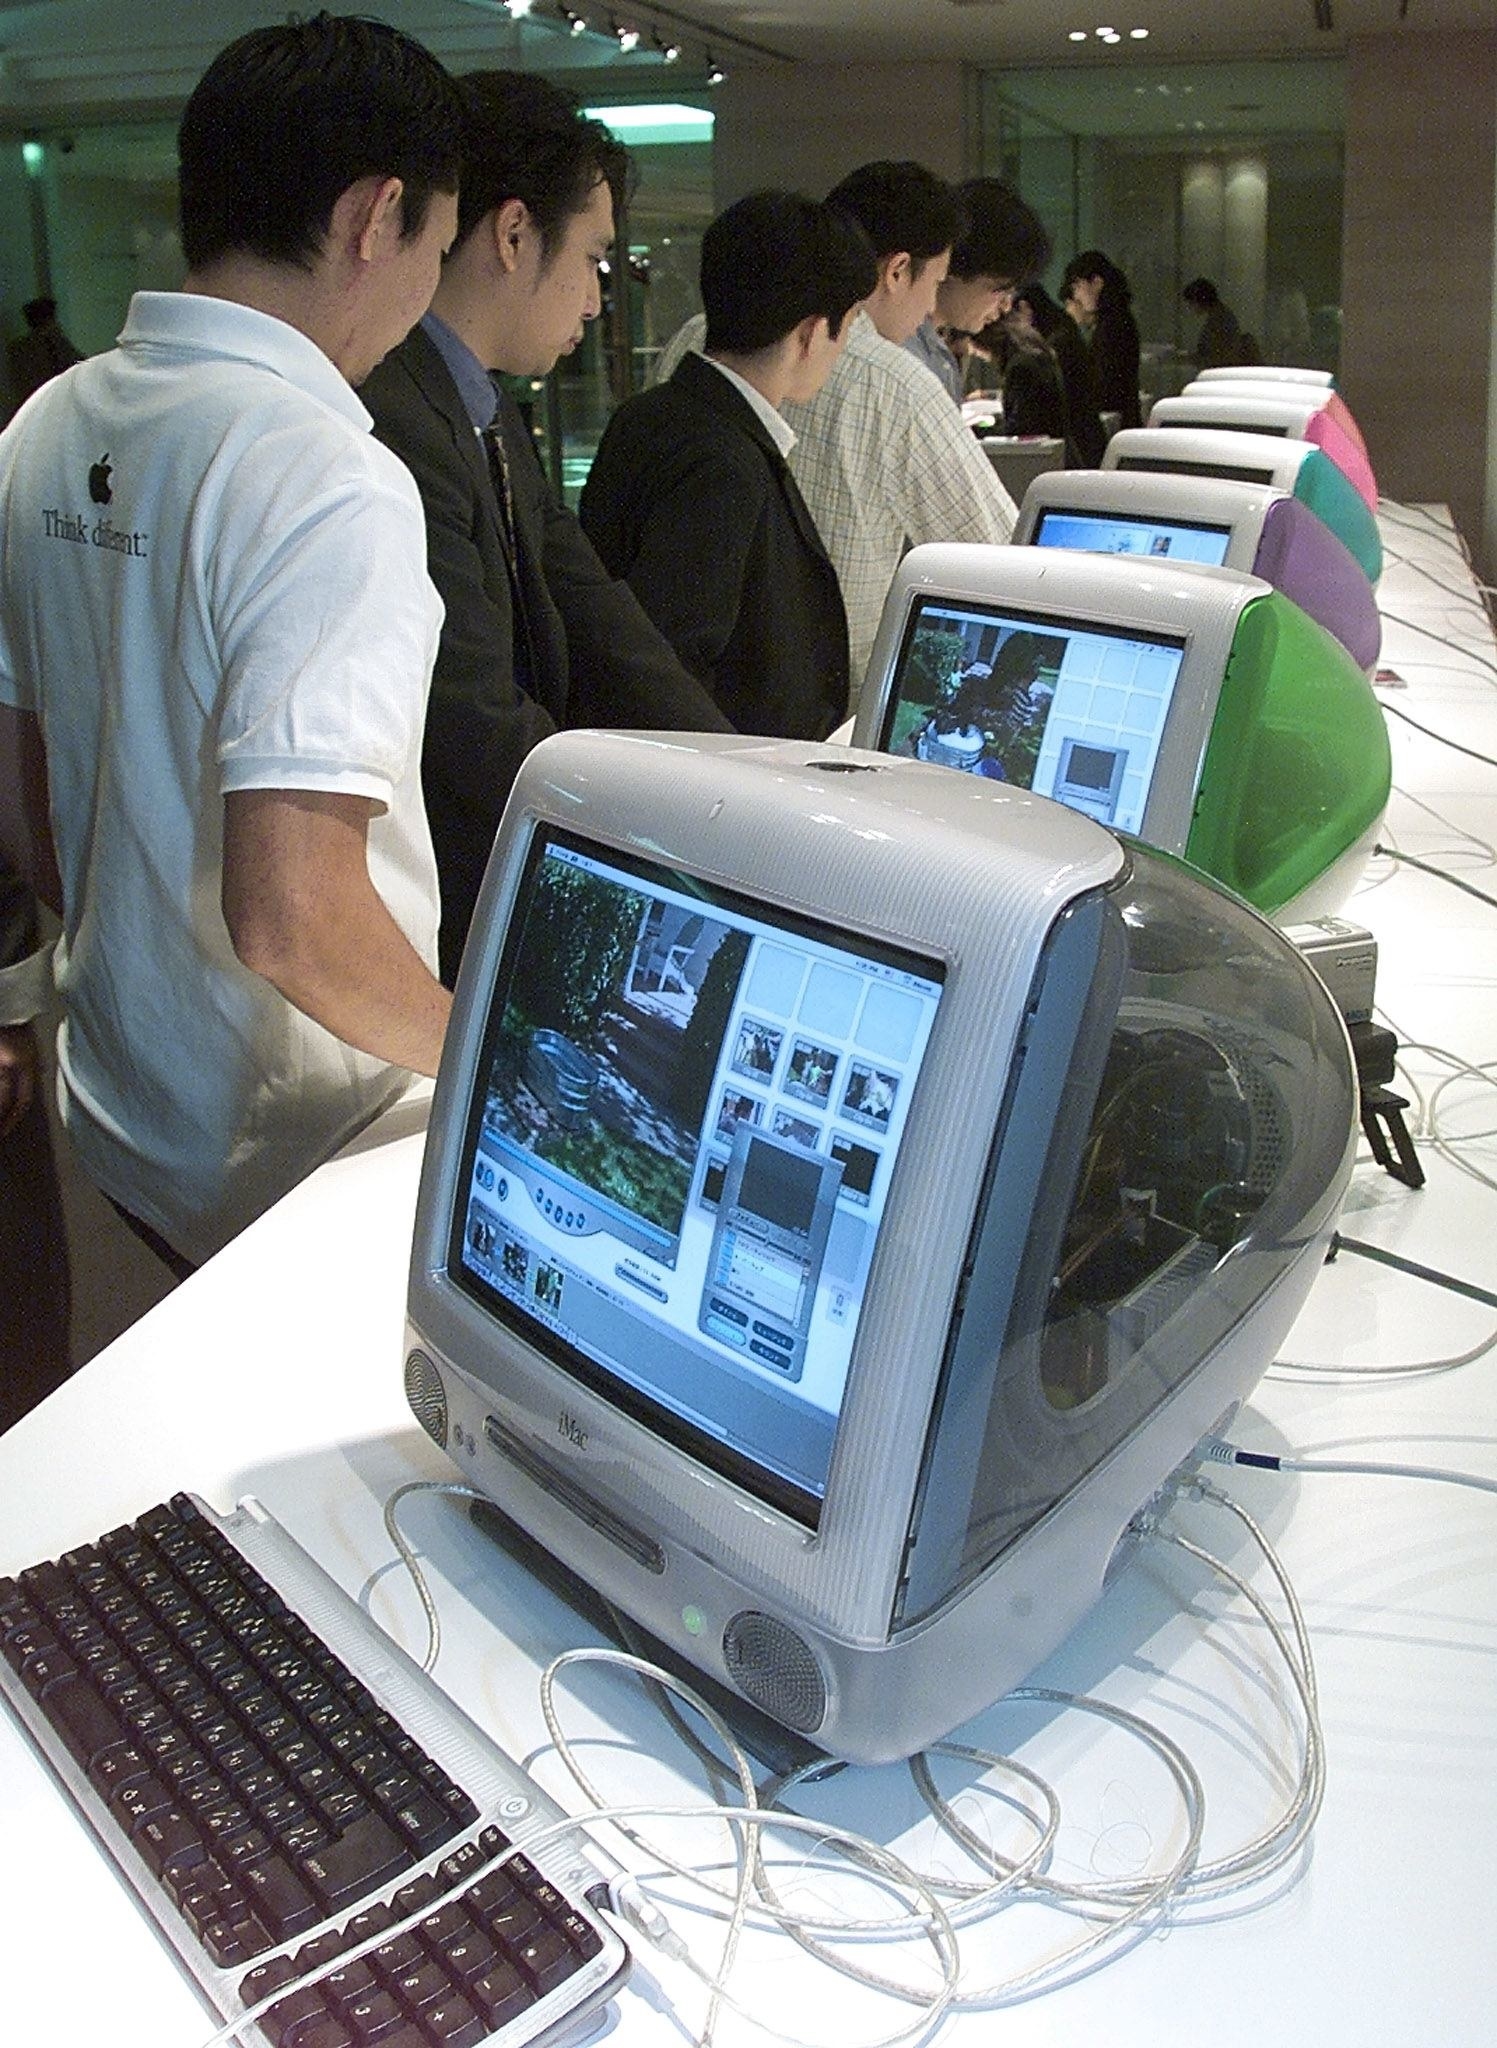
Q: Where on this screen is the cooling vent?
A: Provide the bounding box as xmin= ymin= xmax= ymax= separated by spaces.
xmin=404 ymin=1349 xmax=449 ymax=1446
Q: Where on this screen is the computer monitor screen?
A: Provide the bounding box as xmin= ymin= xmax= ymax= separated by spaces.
xmin=449 ymin=828 xmax=945 ymax=1528
xmin=1116 ymin=452 xmax=1278 ymax=485
xmin=878 ymin=596 xmax=1187 ymax=835
xmin=1032 ymin=507 xmax=1233 ymax=566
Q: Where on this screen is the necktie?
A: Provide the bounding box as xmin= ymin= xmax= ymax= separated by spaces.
xmin=480 ymin=412 xmax=534 ymax=697
xmin=481 ymin=417 xmax=516 ymax=558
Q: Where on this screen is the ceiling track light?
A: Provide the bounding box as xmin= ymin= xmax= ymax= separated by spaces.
xmin=706 ymin=54 xmax=726 ymax=84
xmin=613 ymin=20 xmax=641 ymax=52
xmin=504 ymin=0 xmax=534 ymax=17
xmin=563 ymin=7 xmax=588 ymax=33
xmin=655 ymin=32 xmax=682 ymax=62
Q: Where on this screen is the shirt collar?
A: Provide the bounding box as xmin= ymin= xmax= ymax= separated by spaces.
xmin=421 ymin=310 xmax=501 ymax=433
xmin=702 ymin=356 xmax=797 ymax=459
xmin=119 ymin=291 xmax=371 ymax=429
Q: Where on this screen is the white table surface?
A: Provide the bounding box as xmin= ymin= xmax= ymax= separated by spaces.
xmin=4 ymin=505 xmax=1495 ymax=2048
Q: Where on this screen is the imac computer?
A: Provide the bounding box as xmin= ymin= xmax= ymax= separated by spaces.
xmin=1147 ymin=392 xmax=1377 ymax=511
xmin=1102 ymin=427 xmax=1383 ymax=584
xmin=1180 ymin=376 xmax=1369 ymax=460
xmin=1012 ymin=467 xmax=1380 ymax=673
xmin=849 ymin=543 xmax=1390 ymax=920
xmin=1195 ymin=365 xmax=1334 ymax=390
xmin=403 ymin=730 xmax=1357 ymax=1765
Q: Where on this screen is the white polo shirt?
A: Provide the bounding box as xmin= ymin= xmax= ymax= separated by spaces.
xmin=0 ymin=292 xmax=444 ymax=1263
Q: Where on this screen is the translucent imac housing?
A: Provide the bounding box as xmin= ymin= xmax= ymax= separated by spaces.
xmin=1103 ymin=426 xmax=1383 ymax=584
xmin=405 ymin=732 xmax=1356 ymax=1764
xmin=1014 ymin=467 xmax=1381 ymax=673
xmin=1194 ymin=366 xmax=1335 ymax=389
xmin=852 ymin=544 xmax=1391 ymax=920
xmin=1182 ymin=377 xmax=1369 ymax=461
xmin=1147 ymin=392 xmax=1377 ymax=511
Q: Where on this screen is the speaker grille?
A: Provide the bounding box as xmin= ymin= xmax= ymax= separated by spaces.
xmin=722 ymin=1612 xmax=826 ymax=1733
xmin=404 ymin=1349 xmax=448 ymax=1446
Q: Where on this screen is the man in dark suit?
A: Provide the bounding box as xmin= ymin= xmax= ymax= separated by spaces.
xmin=579 ymin=192 xmax=876 ymax=740
xmin=360 ymin=71 xmax=729 ymax=986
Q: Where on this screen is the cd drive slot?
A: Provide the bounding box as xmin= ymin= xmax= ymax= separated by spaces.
xmin=484 ymin=1416 xmax=666 ymax=1573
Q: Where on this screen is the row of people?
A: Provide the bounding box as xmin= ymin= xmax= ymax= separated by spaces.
xmin=0 ymin=16 xmax=1049 ymax=1324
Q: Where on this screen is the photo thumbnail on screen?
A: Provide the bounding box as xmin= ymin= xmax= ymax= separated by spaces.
xmin=891 ymin=605 xmax=1068 ymax=786
xmin=475 ymin=847 xmax=749 ymax=1267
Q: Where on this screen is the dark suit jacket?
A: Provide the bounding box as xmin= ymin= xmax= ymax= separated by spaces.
xmin=578 ymin=352 xmax=849 ymax=740
xmin=360 ymin=325 xmax=730 ymax=984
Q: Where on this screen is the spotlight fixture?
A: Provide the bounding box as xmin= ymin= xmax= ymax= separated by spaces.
xmin=656 ymin=34 xmax=681 ymax=62
xmin=564 ymin=7 xmax=587 ymax=32
xmin=504 ymin=0 xmax=534 ymax=16
xmin=706 ymin=54 xmax=726 ymax=84
xmin=615 ymin=20 xmax=641 ymax=51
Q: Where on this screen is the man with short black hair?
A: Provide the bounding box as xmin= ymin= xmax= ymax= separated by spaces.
xmin=0 ymin=15 xmax=463 ymax=1267
xmin=905 ymin=177 xmax=1053 ymax=404
xmin=657 ymin=160 xmax=1022 ymax=700
xmin=361 ymin=69 xmax=731 ymax=987
xmin=580 ymin=191 xmax=875 ymax=737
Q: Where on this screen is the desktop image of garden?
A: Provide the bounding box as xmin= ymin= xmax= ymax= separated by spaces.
xmin=481 ymin=854 xmax=751 ymax=1255
xmin=891 ymin=618 xmax=1068 ymax=784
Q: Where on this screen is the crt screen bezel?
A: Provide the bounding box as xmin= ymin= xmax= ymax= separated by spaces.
xmin=445 ymin=823 xmax=948 ymax=1530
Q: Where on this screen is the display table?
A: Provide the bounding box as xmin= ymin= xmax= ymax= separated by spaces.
xmin=4 ymin=506 xmax=1495 ymax=2048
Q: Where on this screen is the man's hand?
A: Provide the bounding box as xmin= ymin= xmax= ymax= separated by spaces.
xmin=0 ymin=1022 xmax=38 ymax=1139
xmin=222 ymin=786 xmax=451 ymax=1077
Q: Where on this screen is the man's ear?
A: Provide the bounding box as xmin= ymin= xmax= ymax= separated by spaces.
xmin=340 ymin=175 xmax=405 ymax=265
xmin=791 ymin=312 xmax=830 ymax=360
xmin=490 ymin=197 xmax=532 ymax=276
xmin=880 ymin=250 xmax=913 ymax=295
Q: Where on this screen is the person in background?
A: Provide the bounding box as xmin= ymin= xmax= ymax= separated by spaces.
xmin=580 ymin=191 xmax=876 ymax=739
xmin=1062 ymin=249 xmax=1143 ymax=430
xmin=360 ymin=70 xmax=731 ymax=987
xmin=984 ymin=299 xmax=1068 ymax=443
xmin=1184 ymin=275 xmax=1239 ymax=369
xmin=0 ymin=16 xmax=464 ymax=1272
xmin=1014 ymin=281 xmax=1106 ymax=465
xmin=657 ymin=161 xmax=1022 ymax=703
xmin=5 ymin=295 xmax=84 ymax=413
xmin=904 ymin=177 xmax=1051 ymax=406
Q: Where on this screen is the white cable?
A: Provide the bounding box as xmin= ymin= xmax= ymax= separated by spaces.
xmin=1150 ymin=1492 xmax=1325 ymax=1902
xmin=382 ymin=1479 xmax=487 ymax=1672
xmin=356 ymin=1479 xmax=1323 ymax=2030
xmin=540 ymin=1647 xmax=963 ymax=2043
xmin=1269 ymin=1318 xmax=1497 ymax=1382
xmin=1207 ymin=1441 xmax=1497 ymax=1501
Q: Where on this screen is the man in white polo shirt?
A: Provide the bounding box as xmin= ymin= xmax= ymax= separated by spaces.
xmin=0 ymin=17 xmax=464 ymax=1270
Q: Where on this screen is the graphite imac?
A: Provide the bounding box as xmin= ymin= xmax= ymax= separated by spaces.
xmin=403 ymin=730 xmax=1357 ymax=1765
xmin=1012 ymin=466 xmax=1381 ymax=673
xmin=1102 ymin=425 xmax=1384 ymax=584
xmin=1147 ymin=389 xmax=1377 ymax=511
xmin=851 ymin=542 xmax=1391 ymax=921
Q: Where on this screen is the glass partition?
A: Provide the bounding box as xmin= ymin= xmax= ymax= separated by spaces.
xmin=977 ymin=58 xmax=1346 ymax=400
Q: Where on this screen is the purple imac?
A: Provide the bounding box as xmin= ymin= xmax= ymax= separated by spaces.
xmin=1014 ymin=466 xmax=1381 ymax=673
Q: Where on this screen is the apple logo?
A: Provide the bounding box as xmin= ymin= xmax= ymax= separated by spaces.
xmin=88 ymin=454 xmax=112 ymax=506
